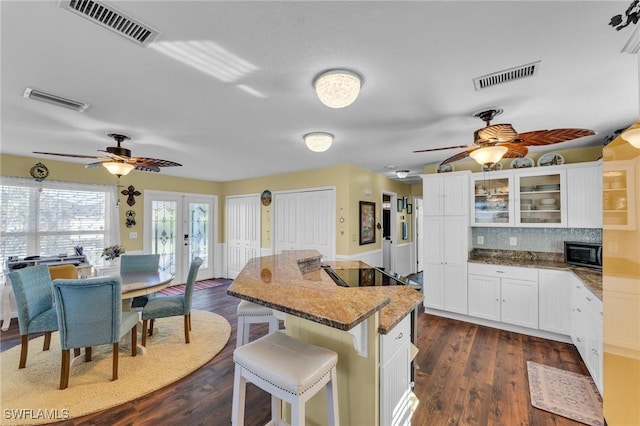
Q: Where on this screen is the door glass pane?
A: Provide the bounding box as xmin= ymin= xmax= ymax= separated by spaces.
xmin=189 ymin=202 xmax=209 ymax=268
xmin=151 ymin=200 xmax=177 ymax=274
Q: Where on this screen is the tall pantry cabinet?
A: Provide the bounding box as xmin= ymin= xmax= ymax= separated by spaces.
xmin=420 ymin=171 xmax=471 ymax=314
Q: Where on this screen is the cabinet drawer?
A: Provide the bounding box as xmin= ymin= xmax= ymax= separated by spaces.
xmin=468 ymin=262 xmax=538 ymax=281
xmin=380 ymin=314 xmax=410 ymax=365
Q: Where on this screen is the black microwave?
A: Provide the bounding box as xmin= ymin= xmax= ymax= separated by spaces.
xmin=564 ymin=241 xmax=602 ymax=270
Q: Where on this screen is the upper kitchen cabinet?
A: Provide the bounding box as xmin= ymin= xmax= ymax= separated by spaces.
xmin=603 ymin=160 xmax=636 ymax=230
xmin=471 ymin=170 xmax=513 ymax=226
xmin=566 ymin=161 xmax=603 ymax=229
xmin=514 ymin=167 xmax=567 ymax=227
xmin=421 ymin=171 xmax=470 ymax=216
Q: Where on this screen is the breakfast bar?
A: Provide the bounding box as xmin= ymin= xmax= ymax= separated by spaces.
xmin=227 ymin=250 xmax=423 ymax=426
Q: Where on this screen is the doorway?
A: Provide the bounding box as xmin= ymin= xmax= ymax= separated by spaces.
xmin=144 ymin=191 xmax=216 ymax=284
xmin=381 ymin=191 xmax=398 ymax=272
xmin=414 ymin=196 xmax=424 ymax=274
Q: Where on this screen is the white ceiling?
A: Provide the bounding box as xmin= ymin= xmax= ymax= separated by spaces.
xmin=1 ymin=1 xmax=638 ymax=184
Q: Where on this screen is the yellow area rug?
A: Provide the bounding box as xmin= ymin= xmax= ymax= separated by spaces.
xmin=0 ymin=310 xmax=230 ymax=425
xmin=527 ymin=361 xmax=604 ymax=426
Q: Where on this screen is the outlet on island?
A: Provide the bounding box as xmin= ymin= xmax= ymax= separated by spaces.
xmin=509 ymin=237 xmax=517 ymax=246
xmin=477 ymin=236 xmax=484 ymax=245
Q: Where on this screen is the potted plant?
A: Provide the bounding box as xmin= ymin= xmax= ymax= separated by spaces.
xmin=102 ymin=245 xmax=125 ymax=261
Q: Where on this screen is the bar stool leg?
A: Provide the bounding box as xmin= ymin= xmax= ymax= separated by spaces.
xmin=328 ymin=367 xmax=340 ymax=426
xmin=235 ymin=316 xmax=245 ymax=348
xmin=271 ymin=395 xmax=282 ymax=425
xmin=231 ymin=364 xmax=246 ymax=426
xmin=292 ymin=400 xmax=305 ymax=426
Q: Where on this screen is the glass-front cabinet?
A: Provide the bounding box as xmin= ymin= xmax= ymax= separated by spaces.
xmin=471 ymin=171 xmax=513 ymax=226
xmin=471 ymin=166 xmax=567 ymax=227
xmin=603 ymin=160 xmax=636 ymax=230
xmin=515 ymin=168 xmax=567 ymax=227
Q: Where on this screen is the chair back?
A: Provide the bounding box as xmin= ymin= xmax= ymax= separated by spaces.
xmin=8 ymin=265 xmax=54 ymax=335
xmin=52 ymin=277 xmax=122 ymax=350
xmin=183 ymin=257 xmax=203 ymax=312
xmin=120 ymin=254 xmax=160 ymax=273
xmin=48 ymin=264 xmax=78 ymax=280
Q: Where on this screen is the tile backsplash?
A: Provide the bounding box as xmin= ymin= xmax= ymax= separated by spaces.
xmin=471 ymin=227 xmax=602 ymax=253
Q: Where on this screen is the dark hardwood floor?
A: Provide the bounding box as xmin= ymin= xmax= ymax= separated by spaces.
xmin=1 ymin=282 xmax=590 ymax=426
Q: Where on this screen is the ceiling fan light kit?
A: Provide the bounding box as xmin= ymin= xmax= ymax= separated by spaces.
xmin=102 ymin=161 xmax=135 ymax=176
xmin=469 ymin=145 xmax=508 ymax=166
xmin=304 ymin=132 xmax=333 ymax=152
xmin=313 ymin=69 xmax=362 ymax=108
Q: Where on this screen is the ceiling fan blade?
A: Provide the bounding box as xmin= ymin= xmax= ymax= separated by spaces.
xmin=440 ymin=150 xmax=471 ymax=165
xmin=512 ymin=128 xmax=595 ymax=146
xmin=133 ymin=157 xmax=182 ymax=168
xmin=33 ymin=151 xmax=102 ymax=160
xmin=85 ymin=161 xmax=107 ymax=169
xmin=500 ymin=144 xmax=529 ymax=158
xmin=413 ymin=144 xmax=469 ymax=153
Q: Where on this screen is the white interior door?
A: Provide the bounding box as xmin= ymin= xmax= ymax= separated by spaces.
xmin=273 ymin=188 xmax=335 ymax=260
xmin=414 ymin=197 xmax=423 ymax=273
xmin=227 ymin=195 xmax=260 ymax=279
xmin=144 ymin=191 xmax=216 ymax=284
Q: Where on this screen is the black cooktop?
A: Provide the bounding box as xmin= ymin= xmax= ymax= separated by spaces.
xmin=322 ymin=266 xmax=421 ymax=291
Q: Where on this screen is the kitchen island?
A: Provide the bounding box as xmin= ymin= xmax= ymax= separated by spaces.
xmin=228 ymin=250 xmax=423 ymax=426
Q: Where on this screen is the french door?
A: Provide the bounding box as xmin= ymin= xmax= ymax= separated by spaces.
xmin=144 ymin=191 xmax=216 ymax=284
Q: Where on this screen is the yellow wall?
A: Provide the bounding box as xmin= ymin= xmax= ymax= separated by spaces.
xmin=602 ymin=125 xmax=640 ymax=425
xmin=1 ymin=155 xmax=411 ymax=256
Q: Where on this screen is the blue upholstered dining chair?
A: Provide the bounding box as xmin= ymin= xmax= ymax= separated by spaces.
xmin=120 ymin=254 xmax=160 ymax=309
xmin=141 ymin=257 xmax=203 ymax=346
xmin=7 ymin=265 xmax=58 ymax=369
xmin=52 ymin=276 xmax=139 ymax=389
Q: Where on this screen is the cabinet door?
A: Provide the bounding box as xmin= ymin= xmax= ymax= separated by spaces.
xmin=570 ymin=278 xmax=588 ymax=359
xmin=585 ymin=299 xmax=603 ymax=394
xmin=603 ymin=160 xmax=636 ymax=230
xmin=380 ymin=342 xmax=411 ymax=426
xmin=443 ymin=173 xmax=469 ymax=215
xmin=538 ymin=269 xmax=571 ymax=335
xmin=422 ymin=177 xmax=444 ymax=215
xmin=501 ymin=278 xmax=539 ymax=329
xmin=444 ymin=263 xmax=467 ymax=314
xmin=515 ymin=168 xmax=567 ymax=227
xmin=468 ymin=274 xmax=501 ymax=321
xmin=567 ymin=163 xmax=602 ymax=228
xmin=423 ymin=263 xmax=444 ymax=310
xmin=471 ymin=172 xmax=513 ymax=226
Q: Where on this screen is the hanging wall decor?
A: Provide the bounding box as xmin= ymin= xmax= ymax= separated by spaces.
xmin=121 ymin=185 xmax=141 ymax=206
xmin=359 ymin=201 xmax=376 ymax=245
xmin=125 ymin=210 xmax=136 ymax=228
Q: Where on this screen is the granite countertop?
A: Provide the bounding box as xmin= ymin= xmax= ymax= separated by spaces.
xmin=468 ymin=249 xmax=603 ymax=300
xmin=227 ymin=250 xmax=423 ymax=334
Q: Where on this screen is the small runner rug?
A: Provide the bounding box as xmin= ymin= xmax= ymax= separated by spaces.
xmin=158 ymin=278 xmax=230 ymax=296
xmin=527 ymin=361 xmax=604 ymax=426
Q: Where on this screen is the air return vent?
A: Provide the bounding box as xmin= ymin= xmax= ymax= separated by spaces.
xmin=58 ymin=0 xmax=160 ymax=47
xmin=23 ymin=87 xmax=90 ymax=112
xmin=473 ymin=60 xmax=541 ymax=90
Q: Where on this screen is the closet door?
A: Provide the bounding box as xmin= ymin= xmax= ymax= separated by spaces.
xmin=227 ymin=195 xmax=260 ymax=278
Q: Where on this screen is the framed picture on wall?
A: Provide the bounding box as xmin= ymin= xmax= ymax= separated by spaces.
xmin=359 ymin=201 xmax=376 ymax=245
xmin=397 ymin=199 xmax=404 ymax=213
xmin=406 ymin=204 xmax=412 ymax=214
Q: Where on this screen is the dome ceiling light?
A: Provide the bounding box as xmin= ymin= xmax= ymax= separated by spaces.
xmin=395 ymin=170 xmax=410 ymax=179
xmin=304 ymin=132 xmax=333 ymax=152
xmin=313 ymin=69 xmax=362 ymax=108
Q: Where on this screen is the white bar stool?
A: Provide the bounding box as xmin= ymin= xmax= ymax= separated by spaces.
xmin=236 ymin=300 xmax=280 ymax=347
xmin=232 ymin=331 xmax=339 ymax=426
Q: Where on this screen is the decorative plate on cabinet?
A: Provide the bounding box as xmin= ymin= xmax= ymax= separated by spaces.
xmin=537 ymin=152 xmax=564 ymax=167
xmin=510 ymin=157 xmax=534 ymax=169
xmin=437 ymin=163 xmax=454 ymax=173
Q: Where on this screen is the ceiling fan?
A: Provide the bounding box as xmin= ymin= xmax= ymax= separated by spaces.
xmin=413 ymin=108 xmax=596 ymax=166
xmin=33 ymin=133 xmax=182 ymax=176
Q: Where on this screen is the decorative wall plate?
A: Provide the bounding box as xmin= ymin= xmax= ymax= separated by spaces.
xmin=510 ymin=157 xmax=534 ymax=169
xmin=437 ymin=163 xmax=455 ymax=173
xmin=537 ymin=152 xmax=565 ymax=167
xmin=261 ymin=190 xmax=272 ymax=206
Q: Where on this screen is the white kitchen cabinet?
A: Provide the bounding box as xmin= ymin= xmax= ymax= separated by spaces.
xmin=421 ymin=171 xmax=470 ymax=315
xmin=380 ymin=314 xmax=412 ymax=426
xmin=468 ymin=263 xmax=538 ymax=329
xmin=515 ymin=167 xmax=567 ymax=227
xmin=570 ymin=274 xmax=603 ymax=394
xmin=422 ymin=172 xmax=469 ymax=215
xmin=538 ymin=269 xmax=571 ymax=335
xmin=470 ymin=171 xmax=513 ymax=226
xmin=603 ymin=160 xmax=636 ymax=230
xmin=566 ymin=162 xmax=602 ymax=228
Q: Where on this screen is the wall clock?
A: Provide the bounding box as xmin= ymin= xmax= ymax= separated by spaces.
xmin=29 ymin=162 xmax=49 ymax=182
xmin=261 ymin=190 xmax=272 ymax=206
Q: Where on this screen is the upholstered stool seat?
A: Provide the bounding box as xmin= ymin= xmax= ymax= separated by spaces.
xmin=235 ymin=300 xmax=279 ymax=347
xmin=232 ymin=331 xmax=339 ymax=425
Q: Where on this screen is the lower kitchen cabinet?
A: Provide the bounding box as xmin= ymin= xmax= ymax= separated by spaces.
xmin=539 ymin=269 xmax=571 ymax=335
xmin=468 ymin=263 xmax=538 ymax=329
xmin=570 ymin=274 xmax=603 ymax=393
xmin=380 ymin=314 xmax=412 ymax=426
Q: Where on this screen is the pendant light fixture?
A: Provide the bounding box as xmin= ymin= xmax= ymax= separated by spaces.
xmin=313 ymin=69 xmax=362 ymax=108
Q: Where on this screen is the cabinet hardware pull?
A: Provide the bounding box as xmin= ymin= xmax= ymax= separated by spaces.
xmin=395 ymin=332 xmax=403 ymax=340
xmin=577 ymin=308 xmax=581 ymax=312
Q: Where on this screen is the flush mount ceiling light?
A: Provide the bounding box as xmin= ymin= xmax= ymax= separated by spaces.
xmin=396 ymin=170 xmax=410 ymax=179
xmin=313 ymin=69 xmax=362 ymax=108
xmin=23 ymin=87 xmax=89 ymax=112
xmin=304 ymin=132 xmax=333 ymax=152
xmin=102 ymin=161 xmax=135 ymax=177
xmin=469 ymin=145 xmax=508 ymax=166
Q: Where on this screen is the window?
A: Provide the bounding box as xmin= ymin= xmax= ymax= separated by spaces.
xmin=1 ymin=177 xmax=119 ymax=274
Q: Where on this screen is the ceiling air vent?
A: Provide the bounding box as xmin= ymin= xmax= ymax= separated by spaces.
xmin=58 ymin=0 xmax=160 ymax=47
xmin=23 ymin=87 xmax=90 ymax=112
xmin=473 ymin=60 xmax=541 ymax=91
